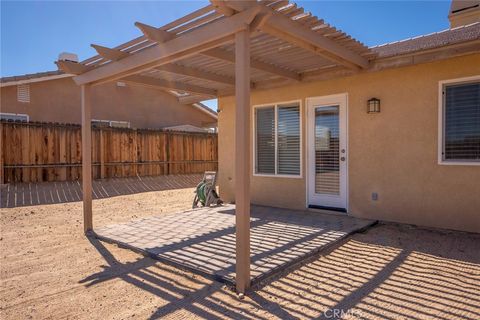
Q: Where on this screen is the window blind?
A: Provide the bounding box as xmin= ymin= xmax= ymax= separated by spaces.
xmin=444 ymin=82 xmax=480 ymax=161
xmin=277 ymin=104 xmax=300 ymax=175
xmin=255 ymin=107 xmax=275 ymax=174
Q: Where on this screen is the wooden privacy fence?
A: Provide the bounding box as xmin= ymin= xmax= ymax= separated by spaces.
xmin=0 ymin=121 xmax=218 ymax=183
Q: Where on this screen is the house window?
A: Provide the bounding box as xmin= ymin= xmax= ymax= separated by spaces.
xmin=440 ymin=79 xmax=480 ymax=164
xmin=0 ymin=112 xmax=29 ymax=122
xmin=254 ymin=101 xmax=301 ymax=176
xmin=17 ymin=84 xmax=30 ymax=103
xmin=92 ymin=119 xmax=130 ymax=128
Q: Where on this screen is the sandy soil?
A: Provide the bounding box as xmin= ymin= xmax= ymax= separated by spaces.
xmin=1 ymin=186 xmax=479 ymax=319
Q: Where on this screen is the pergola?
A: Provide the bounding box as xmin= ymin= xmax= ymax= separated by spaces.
xmin=57 ymin=0 xmax=374 ymax=293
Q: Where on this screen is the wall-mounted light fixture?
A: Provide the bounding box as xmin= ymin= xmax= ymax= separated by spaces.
xmin=367 ymin=97 xmax=380 ymax=113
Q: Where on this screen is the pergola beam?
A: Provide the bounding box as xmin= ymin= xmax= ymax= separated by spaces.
xmin=135 ymin=22 xmax=175 ymax=42
xmin=123 ymin=75 xmax=217 ymax=97
xmin=210 ymin=0 xmax=236 ymax=16
xmin=91 ymin=44 xmax=235 ymax=86
xmin=261 ymin=14 xmax=369 ymax=69
xmin=73 ymin=6 xmax=261 ymax=85
xmin=56 ymin=60 xmax=92 ymax=75
xmin=91 ymin=44 xmax=130 ymax=61
xmin=202 ymin=48 xmax=301 ymax=81
xmin=156 ymin=64 xmax=235 ymax=86
xmin=219 ymin=0 xmax=370 ymax=69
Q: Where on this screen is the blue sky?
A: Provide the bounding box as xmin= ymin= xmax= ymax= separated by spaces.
xmin=1 ymin=0 xmax=452 ymax=109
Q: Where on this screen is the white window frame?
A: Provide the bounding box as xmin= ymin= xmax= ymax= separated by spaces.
xmin=252 ymin=99 xmax=303 ymax=178
xmin=438 ymin=75 xmax=480 ymax=166
xmin=91 ymin=119 xmax=130 ymax=128
xmin=0 ymin=112 xmax=29 ymax=122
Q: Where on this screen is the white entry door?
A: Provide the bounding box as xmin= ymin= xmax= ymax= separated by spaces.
xmin=307 ymin=94 xmax=348 ymax=211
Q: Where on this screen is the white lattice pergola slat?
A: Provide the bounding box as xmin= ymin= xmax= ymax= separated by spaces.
xmin=56 ymin=0 xmax=376 ymax=293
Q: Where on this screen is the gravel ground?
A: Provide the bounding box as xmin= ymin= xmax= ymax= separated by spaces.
xmin=1 ymin=185 xmax=479 ymax=319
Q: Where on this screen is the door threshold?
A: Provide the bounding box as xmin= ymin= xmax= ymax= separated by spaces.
xmin=308 ymin=205 xmax=346 ymax=213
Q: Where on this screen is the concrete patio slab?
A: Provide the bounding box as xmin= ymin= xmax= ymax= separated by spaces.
xmin=95 ymin=205 xmax=376 ymax=286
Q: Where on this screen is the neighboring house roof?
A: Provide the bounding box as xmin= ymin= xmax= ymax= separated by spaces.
xmin=0 ymin=70 xmax=71 ymax=86
xmin=193 ymin=102 xmax=218 ymax=120
xmin=371 ymin=22 xmax=480 ymax=58
xmin=163 ymin=124 xmax=210 ymax=133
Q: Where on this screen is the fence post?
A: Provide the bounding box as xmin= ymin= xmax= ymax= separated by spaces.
xmin=99 ymin=128 xmax=105 ymax=179
xmin=165 ymin=131 xmax=170 ymax=175
xmin=133 ymin=129 xmax=138 ymax=176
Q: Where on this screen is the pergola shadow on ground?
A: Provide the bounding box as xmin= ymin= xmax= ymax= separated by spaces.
xmin=94 ymin=205 xmax=376 ymax=286
xmin=0 ymin=174 xmax=201 ymax=208
xmin=83 ymin=223 xmax=480 ymax=319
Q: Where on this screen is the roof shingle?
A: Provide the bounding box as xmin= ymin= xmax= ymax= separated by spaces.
xmin=371 ymin=22 xmax=480 ymax=58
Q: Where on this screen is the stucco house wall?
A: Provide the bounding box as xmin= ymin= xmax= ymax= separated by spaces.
xmin=1 ymin=77 xmax=215 ymax=128
xmin=218 ymin=53 xmax=480 ymax=233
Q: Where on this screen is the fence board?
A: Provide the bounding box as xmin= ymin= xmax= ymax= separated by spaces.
xmin=1 ymin=121 xmax=218 ymax=183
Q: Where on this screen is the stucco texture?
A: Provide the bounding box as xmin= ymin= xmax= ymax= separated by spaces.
xmin=218 ymin=54 xmax=480 ymax=233
xmin=1 ymin=77 xmax=215 ymax=129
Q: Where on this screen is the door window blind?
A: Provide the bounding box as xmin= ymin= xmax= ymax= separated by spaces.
xmin=444 ymin=82 xmax=480 ymax=161
xmin=255 ymin=102 xmax=301 ymax=176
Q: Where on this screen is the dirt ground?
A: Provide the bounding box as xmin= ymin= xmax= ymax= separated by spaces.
xmin=1 ymin=186 xmax=479 ymax=319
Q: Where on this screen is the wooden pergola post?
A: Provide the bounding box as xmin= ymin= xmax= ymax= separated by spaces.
xmin=234 ymin=28 xmax=251 ymax=293
xmin=81 ymin=85 xmax=93 ymax=233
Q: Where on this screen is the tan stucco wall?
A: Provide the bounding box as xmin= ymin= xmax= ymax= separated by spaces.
xmin=218 ymin=53 xmax=480 ymax=233
xmin=1 ymin=77 xmax=215 ymax=128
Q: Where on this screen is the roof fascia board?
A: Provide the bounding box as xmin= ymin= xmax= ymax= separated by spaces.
xmin=178 ymin=95 xmax=212 ymax=105
xmin=193 ymin=103 xmax=218 ymax=119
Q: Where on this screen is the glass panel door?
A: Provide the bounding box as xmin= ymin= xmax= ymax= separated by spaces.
xmin=307 ymin=94 xmax=347 ymax=211
xmin=315 ymin=106 xmax=340 ymax=195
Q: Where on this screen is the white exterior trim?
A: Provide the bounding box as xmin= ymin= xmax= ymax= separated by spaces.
xmin=252 ymin=99 xmax=303 ymax=179
xmin=306 ymin=93 xmax=349 ymax=211
xmin=438 ymin=75 xmax=480 ymax=166
xmin=0 ymin=74 xmax=73 ymax=87
xmin=0 ymin=112 xmax=30 ymax=122
xmin=91 ymin=119 xmax=131 ymax=128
